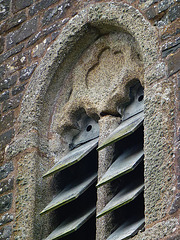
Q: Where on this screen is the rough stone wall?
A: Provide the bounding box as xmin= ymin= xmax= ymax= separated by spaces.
xmin=0 ymin=0 xmax=179 ymax=240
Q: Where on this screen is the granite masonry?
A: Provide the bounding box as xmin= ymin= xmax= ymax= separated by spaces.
xmin=0 ymin=1 xmax=179 ymax=240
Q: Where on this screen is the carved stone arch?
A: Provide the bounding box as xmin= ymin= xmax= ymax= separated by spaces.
xmin=17 ymin=2 xmax=160 ymax=135
xmin=5 ymin=2 xmax=166 ymax=240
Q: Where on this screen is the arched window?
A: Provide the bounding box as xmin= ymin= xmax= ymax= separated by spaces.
xmin=40 ymin=31 xmax=145 ymax=240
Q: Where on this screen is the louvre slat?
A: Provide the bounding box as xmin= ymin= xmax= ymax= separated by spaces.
xmin=97 ymin=148 xmax=143 ymax=187
xmin=122 ymin=86 xmax=144 ymax=121
xmin=97 ymin=112 xmax=143 ymax=151
xmin=107 ymin=218 xmax=145 ymax=240
xmin=43 ymin=138 xmax=98 ymax=178
xmin=40 ymin=172 xmax=97 ymax=215
xmin=44 ymin=206 xmax=96 ymax=240
xmin=71 ymin=117 xmax=99 ymax=149
xmin=97 ymin=181 xmax=144 ymax=218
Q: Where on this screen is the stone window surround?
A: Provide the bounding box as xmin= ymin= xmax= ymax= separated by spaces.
xmin=4 ymin=2 xmax=177 ymax=240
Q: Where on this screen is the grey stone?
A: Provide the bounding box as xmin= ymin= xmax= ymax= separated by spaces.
xmin=12 ymin=83 xmax=27 ymax=96
xmin=19 ymin=63 xmax=37 ymax=82
xmin=0 ymin=129 xmax=14 ymax=150
xmin=2 ymin=93 xmax=23 ymax=112
xmin=0 ymin=37 xmax=4 ymax=54
xmin=4 ymin=11 xmax=27 ymax=32
xmin=0 ymin=91 xmax=9 ymax=102
xmin=168 ymin=4 xmax=180 ymax=22
xmin=0 ymin=178 xmax=14 ymax=194
xmin=169 ymin=193 xmax=180 ymax=214
xmin=0 ymin=21 xmax=5 ymax=35
xmin=0 ymin=66 xmax=5 ymax=80
xmin=166 ymin=236 xmax=180 ymax=240
xmin=158 ymin=0 xmax=172 ymax=13
xmin=29 ymin=0 xmax=59 ymax=16
xmin=12 ymin=0 xmax=33 ymax=13
xmin=0 ymin=75 xmax=17 ymax=92
xmin=0 ymin=162 xmax=13 ymax=180
xmin=6 ymin=53 xmax=28 ymax=74
xmin=167 ymin=50 xmax=180 ymax=76
xmin=0 ymin=111 xmax=14 ymax=131
xmin=42 ymin=1 xmax=71 ymax=26
xmin=26 ymin=20 xmax=68 ymax=47
xmin=6 ymin=17 xmax=38 ymax=50
xmin=162 ymin=39 xmax=180 ymax=58
xmin=0 ymin=0 xmax=10 ymax=21
xmin=32 ymin=38 xmax=51 ymax=58
xmin=5 ymin=131 xmax=39 ymax=159
xmin=0 ymin=44 xmax=24 ymax=65
xmin=0 ymin=193 xmax=12 ymax=214
xmin=52 ymin=31 xmax=60 ymax=40
xmin=0 ymin=225 xmax=12 ymax=240
xmin=156 ymin=12 xmax=170 ymax=27
xmin=0 ymin=213 xmax=13 ymax=226
xmin=145 ymin=6 xmax=157 ymax=19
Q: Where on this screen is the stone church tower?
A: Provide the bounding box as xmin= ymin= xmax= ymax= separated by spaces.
xmin=0 ymin=1 xmax=179 ymax=240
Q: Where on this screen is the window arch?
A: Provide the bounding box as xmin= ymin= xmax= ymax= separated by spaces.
xmin=5 ymin=3 xmax=170 ymax=240
xmin=40 ymin=30 xmax=145 ymax=240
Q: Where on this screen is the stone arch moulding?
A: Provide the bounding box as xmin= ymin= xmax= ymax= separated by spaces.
xmin=5 ymin=2 xmax=168 ymax=240
xmin=17 ymin=2 xmax=160 ymax=135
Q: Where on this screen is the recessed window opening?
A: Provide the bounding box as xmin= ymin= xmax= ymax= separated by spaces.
xmin=42 ymin=115 xmax=99 ymax=240
xmin=42 ymin=82 xmax=144 ymax=240
xmin=109 ymin=127 xmax=144 ymax=237
xmin=96 ymin=82 xmax=144 ymax=240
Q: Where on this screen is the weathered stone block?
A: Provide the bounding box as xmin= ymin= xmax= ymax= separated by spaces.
xmin=0 ymin=65 xmax=5 ymax=80
xmin=26 ymin=21 xmax=65 ymax=47
xmin=167 ymin=50 xmax=180 ymax=76
xmin=2 ymin=93 xmax=23 ymax=112
xmin=6 ymin=17 xmax=38 ymax=50
xmin=0 ymin=37 xmax=4 ymax=54
xmin=0 ymin=0 xmax=10 ymax=21
xmin=0 ymin=162 xmax=13 ymax=180
xmin=0 ymin=149 xmax=4 ymax=164
xmin=4 ymin=11 xmax=27 ymax=32
xmin=0 ymin=44 xmax=24 ymax=65
xmin=0 ymin=193 xmax=12 ymax=213
xmin=0 ymin=91 xmax=9 ymax=102
xmin=166 ymin=235 xmax=180 ymax=240
xmin=0 ymin=75 xmax=17 ymax=92
xmin=29 ymin=0 xmax=59 ymax=16
xmin=0 ymin=178 xmax=14 ymax=194
xmin=162 ymin=38 xmax=180 ymax=58
xmin=145 ymin=6 xmax=157 ymax=19
xmin=12 ymin=0 xmax=33 ymax=13
xmin=52 ymin=31 xmax=60 ymax=40
xmin=0 ymin=225 xmax=12 ymax=239
xmin=0 ymin=111 xmax=14 ymax=132
xmin=32 ymin=38 xmax=51 ymax=58
xmin=6 ymin=53 xmax=27 ymax=74
xmin=0 ymin=129 xmax=14 ymax=150
xmin=158 ymin=0 xmax=173 ymax=13
xmin=168 ymin=4 xmax=180 ymax=22
xmin=0 ymin=213 xmax=13 ymax=226
xmin=12 ymin=83 xmax=27 ymax=96
xmin=169 ymin=193 xmax=180 ymax=214
xmin=161 ymin=19 xmax=180 ymax=40
xmin=19 ymin=63 xmax=37 ymax=82
xmin=42 ymin=1 xmax=71 ymax=26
